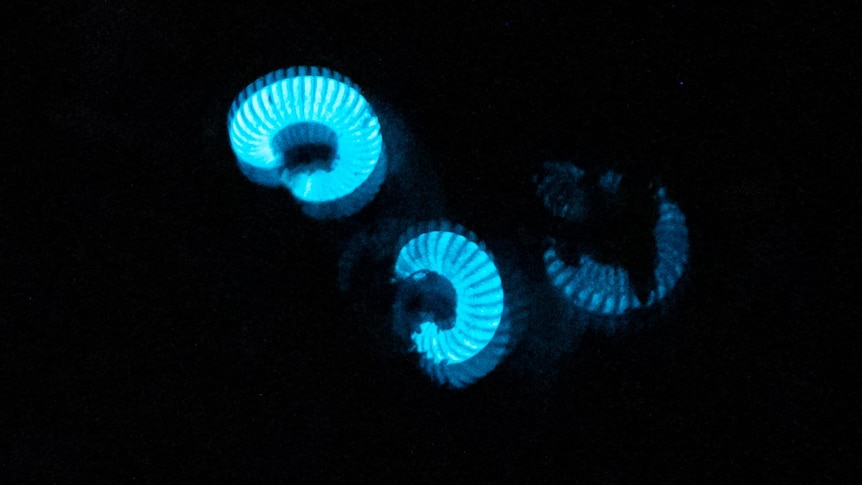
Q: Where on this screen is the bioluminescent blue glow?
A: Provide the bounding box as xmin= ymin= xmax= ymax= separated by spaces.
xmin=393 ymin=222 xmax=510 ymax=388
xmin=598 ymin=169 xmax=622 ymax=194
xmin=544 ymin=185 xmax=689 ymax=315
xmin=536 ymin=162 xmax=590 ymax=223
xmin=227 ymin=66 xmax=385 ymax=219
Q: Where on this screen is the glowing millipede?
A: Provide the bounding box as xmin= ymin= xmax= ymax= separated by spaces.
xmin=392 ymin=222 xmax=510 ymax=388
xmin=540 ymin=164 xmax=689 ymax=316
xmin=228 ymin=66 xmax=386 ymax=219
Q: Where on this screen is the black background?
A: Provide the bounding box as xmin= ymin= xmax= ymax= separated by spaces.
xmin=2 ymin=1 xmax=858 ymax=482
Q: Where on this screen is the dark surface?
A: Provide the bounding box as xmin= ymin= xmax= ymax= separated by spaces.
xmin=2 ymin=1 xmax=858 ymax=482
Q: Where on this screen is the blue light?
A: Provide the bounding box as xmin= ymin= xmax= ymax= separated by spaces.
xmin=598 ymin=169 xmax=622 ymax=194
xmin=536 ymin=162 xmax=590 ymax=223
xmin=393 ymin=222 xmax=510 ymax=388
xmin=227 ymin=66 xmax=385 ymax=219
xmin=543 ymin=183 xmax=689 ymax=315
